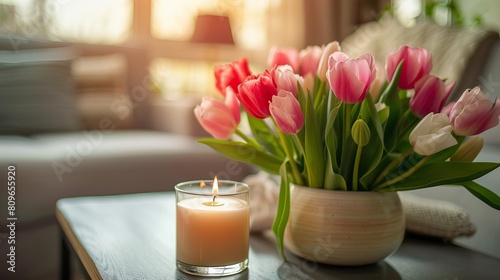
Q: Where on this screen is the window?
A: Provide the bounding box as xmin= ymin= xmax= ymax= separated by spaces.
xmin=151 ymin=0 xmax=273 ymax=50
xmin=0 ymin=0 xmax=132 ymax=44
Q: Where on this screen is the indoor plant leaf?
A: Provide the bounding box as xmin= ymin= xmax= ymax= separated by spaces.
xmin=303 ymin=91 xmax=325 ymax=187
xmin=272 ymin=160 xmax=292 ymax=260
xmin=197 ymin=138 xmax=283 ymax=174
xmin=377 ymin=161 xmax=500 ymax=191
xmin=247 ymin=115 xmax=286 ymax=158
xmin=379 ymin=61 xmax=403 ymax=152
xmin=459 ymin=181 xmax=500 ymax=210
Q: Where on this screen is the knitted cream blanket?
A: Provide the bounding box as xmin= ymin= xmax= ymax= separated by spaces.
xmin=341 ymin=15 xmax=498 ymax=98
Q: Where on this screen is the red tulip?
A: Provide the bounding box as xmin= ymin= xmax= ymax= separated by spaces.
xmin=267 ymin=46 xmax=299 ymax=73
xmin=299 ymin=45 xmax=323 ymax=77
xmin=449 ymin=86 xmax=500 ymax=136
xmin=194 ymin=87 xmax=241 ymax=140
xmin=326 ymin=52 xmax=377 ymax=104
xmin=270 ymin=90 xmax=304 ymax=134
xmin=214 ymin=58 xmax=252 ymax=96
xmin=237 ymin=71 xmax=278 ymax=119
xmin=410 ymin=75 xmax=455 ymax=118
xmin=386 ymin=46 xmax=432 ymax=90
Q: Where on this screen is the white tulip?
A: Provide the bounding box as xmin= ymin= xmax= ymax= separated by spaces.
xmin=409 ymin=113 xmax=458 ymax=156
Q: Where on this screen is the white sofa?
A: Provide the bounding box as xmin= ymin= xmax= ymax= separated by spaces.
xmin=0 ymin=39 xmax=254 ymax=279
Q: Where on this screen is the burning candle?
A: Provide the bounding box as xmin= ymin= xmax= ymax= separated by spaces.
xmin=175 ymin=177 xmax=250 ymax=277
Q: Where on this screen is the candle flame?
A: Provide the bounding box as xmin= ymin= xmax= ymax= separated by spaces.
xmin=202 ymin=176 xmax=224 ymax=206
xmin=200 ymin=181 xmax=206 ymax=188
xmin=213 ymin=176 xmax=219 ymax=196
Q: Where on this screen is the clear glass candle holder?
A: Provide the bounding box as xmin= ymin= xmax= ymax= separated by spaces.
xmin=175 ymin=179 xmax=250 ymax=277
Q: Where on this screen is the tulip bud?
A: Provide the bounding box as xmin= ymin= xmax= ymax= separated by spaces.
xmin=351 ymin=119 xmax=371 ymax=147
xmin=316 ymin=41 xmax=341 ymax=81
xmin=450 ymin=136 xmax=484 ymax=162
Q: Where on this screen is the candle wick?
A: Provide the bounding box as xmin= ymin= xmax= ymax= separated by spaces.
xmin=212 ymin=196 xmax=216 ymax=203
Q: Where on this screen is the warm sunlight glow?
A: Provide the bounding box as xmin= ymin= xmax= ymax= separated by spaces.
xmin=151 ymin=0 xmax=274 ymax=49
xmin=0 ymin=0 xmax=132 ymax=43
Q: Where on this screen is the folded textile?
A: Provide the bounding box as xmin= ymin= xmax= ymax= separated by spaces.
xmin=244 ymin=171 xmax=476 ymax=240
xmin=399 ymin=192 xmax=476 ymax=240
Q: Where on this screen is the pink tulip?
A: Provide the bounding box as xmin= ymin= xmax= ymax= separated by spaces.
xmin=270 ymin=90 xmax=304 ymax=134
xmin=326 ymin=52 xmax=377 ymax=104
xmin=272 ymin=65 xmax=304 ymax=96
xmin=194 ymin=87 xmax=241 ymax=140
xmin=442 ymin=102 xmax=455 ymax=116
xmin=237 ymin=70 xmax=278 ymax=119
xmin=386 ymin=46 xmax=432 ymax=90
xmin=410 ymin=75 xmax=455 ymax=118
xmin=299 ymin=45 xmax=323 ymax=77
xmin=449 ymin=86 xmax=500 ymax=136
xmin=214 ymin=58 xmax=252 ymax=96
xmin=267 ymin=46 xmax=299 ymax=73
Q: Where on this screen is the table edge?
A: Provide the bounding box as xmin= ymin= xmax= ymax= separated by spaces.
xmin=56 ymin=204 xmax=103 ymax=280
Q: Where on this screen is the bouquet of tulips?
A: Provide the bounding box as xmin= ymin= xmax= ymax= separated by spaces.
xmin=194 ymin=41 xmax=500 ymax=257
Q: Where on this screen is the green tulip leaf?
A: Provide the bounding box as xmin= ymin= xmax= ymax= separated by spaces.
xmin=378 ymin=161 xmax=500 ymax=191
xmin=459 ymin=181 xmax=500 ymax=210
xmin=272 ymin=161 xmax=292 ymax=260
xmin=379 ymin=62 xmax=403 ymax=152
xmin=304 ymin=92 xmax=325 ymax=188
xmin=197 ymin=138 xmax=283 ymax=174
xmin=247 ymin=115 xmax=285 ymax=158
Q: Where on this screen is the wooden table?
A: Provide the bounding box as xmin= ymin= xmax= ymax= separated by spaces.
xmin=56 ymin=192 xmax=500 ymax=280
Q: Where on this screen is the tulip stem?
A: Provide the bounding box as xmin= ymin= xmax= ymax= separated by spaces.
xmin=352 ymin=144 xmax=363 ymax=191
xmin=374 ymin=156 xmax=430 ymax=190
xmin=235 ymin=128 xmax=260 ymax=148
xmin=275 ymin=124 xmax=304 ymax=186
xmin=373 ymin=149 xmax=413 ymax=186
xmin=314 ymin=80 xmax=325 ymax=109
xmin=344 ymin=103 xmax=352 ymax=144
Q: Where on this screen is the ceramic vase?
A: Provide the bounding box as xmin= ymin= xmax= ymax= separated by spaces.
xmin=284 ymin=185 xmax=405 ymax=265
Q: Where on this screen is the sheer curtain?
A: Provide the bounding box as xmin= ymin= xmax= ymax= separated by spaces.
xmin=265 ymin=0 xmax=306 ymax=49
xmin=302 ymin=0 xmax=390 ymax=47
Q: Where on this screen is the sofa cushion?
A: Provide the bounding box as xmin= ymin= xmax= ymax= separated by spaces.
xmin=0 ymin=47 xmax=82 ymax=135
xmin=0 ymin=130 xmax=254 ymax=224
xmin=72 ymin=53 xmax=134 ymax=130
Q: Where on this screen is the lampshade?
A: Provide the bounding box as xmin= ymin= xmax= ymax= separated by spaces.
xmin=191 ymin=14 xmax=234 ymax=45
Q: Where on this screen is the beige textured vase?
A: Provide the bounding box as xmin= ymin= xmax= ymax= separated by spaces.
xmin=284 ymin=185 xmax=405 ymax=266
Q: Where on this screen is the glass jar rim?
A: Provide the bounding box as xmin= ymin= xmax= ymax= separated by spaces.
xmin=175 ymin=180 xmax=249 ymax=196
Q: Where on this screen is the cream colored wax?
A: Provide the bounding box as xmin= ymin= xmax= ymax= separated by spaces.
xmin=176 ymin=196 xmax=250 ymax=266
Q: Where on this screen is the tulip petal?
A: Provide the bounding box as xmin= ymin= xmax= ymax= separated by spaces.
xmin=270 ymin=90 xmax=304 ymax=134
xmin=450 ymin=87 xmax=500 ymax=135
xmin=410 ymin=113 xmax=457 ymax=155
